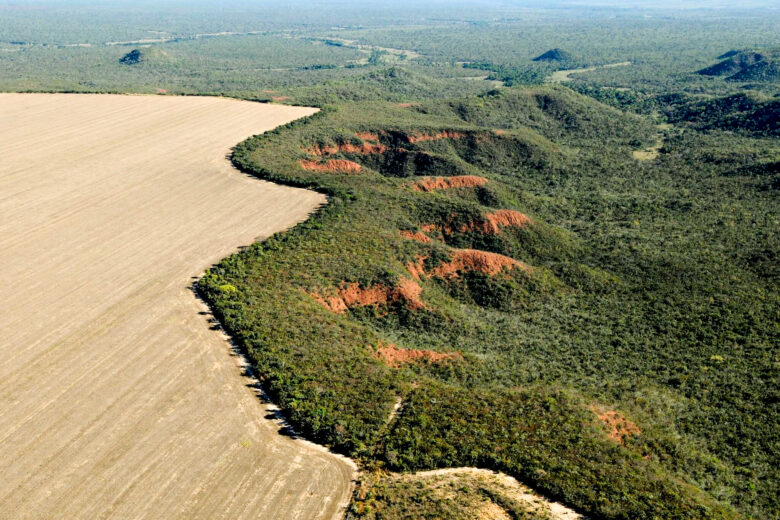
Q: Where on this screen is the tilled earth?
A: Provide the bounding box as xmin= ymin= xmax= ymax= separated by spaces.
xmin=0 ymin=94 xmax=354 ymax=520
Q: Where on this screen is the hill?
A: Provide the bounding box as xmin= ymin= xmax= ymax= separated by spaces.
xmin=728 ymin=59 xmax=780 ymax=82
xmin=717 ymin=50 xmax=742 ymax=59
xmin=198 ymin=85 xmax=778 ymax=519
xmin=119 ymin=47 xmax=171 ymax=66
xmin=532 ymin=48 xmax=575 ymax=62
xmin=697 ymin=49 xmax=780 ymax=82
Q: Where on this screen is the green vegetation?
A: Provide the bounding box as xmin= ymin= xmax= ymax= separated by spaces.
xmin=697 ymin=49 xmax=780 ymax=82
xmin=664 ymin=92 xmax=779 ymax=136
xmin=197 ymin=84 xmax=777 ymax=519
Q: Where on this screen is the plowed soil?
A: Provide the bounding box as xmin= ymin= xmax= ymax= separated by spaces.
xmin=0 ymin=94 xmax=354 ymax=520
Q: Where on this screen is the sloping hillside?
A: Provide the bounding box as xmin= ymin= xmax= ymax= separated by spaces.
xmin=533 ymin=48 xmax=575 ymax=62
xmin=697 ymin=49 xmax=780 ymax=82
xmin=199 ymin=86 xmax=778 ymax=519
xmin=666 ymin=91 xmax=779 ymax=136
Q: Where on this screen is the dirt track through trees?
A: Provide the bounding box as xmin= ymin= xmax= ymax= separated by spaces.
xmin=0 ymin=94 xmax=355 ymax=519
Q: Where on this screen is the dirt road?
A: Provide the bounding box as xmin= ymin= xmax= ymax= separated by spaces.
xmin=0 ymin=94 xmax=354 ymax=519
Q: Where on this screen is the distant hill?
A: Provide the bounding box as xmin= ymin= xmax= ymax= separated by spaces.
xmin=728 ymin=59 xmax=780 ymax=82
xmin=119 ymin=49 xmax=143 ymax=65
xmin=697 ymin=49 xmax=780 ymax=82
xmin=119 ymin=47 xmax=171 ymax=66
xmin=717 ymin=50 xmax=741 ymax=59
xmin=532 ymin=48 xmax=574 ymax=62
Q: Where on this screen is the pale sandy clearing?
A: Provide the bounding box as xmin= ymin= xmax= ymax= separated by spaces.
xmin=548 ymin=61 xmax=632 ymax=83
xmin=633 ymin=122 xmax=673 ymax=161
xmin=0 ymin=94 xmax=355 ymax=519
xmin=412 ymin=468 xmax=584 ymax=520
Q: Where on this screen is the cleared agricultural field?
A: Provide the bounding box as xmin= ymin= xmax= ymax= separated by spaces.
xmin=0 ymin=94 xmax=354 ymax=519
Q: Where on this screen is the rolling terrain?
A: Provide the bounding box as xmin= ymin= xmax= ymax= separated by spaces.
xmin=200 ymin=88 xmax=778 ymax=519
xmin=0 ymin=94 xmax=354 ymax=520
xmin=0 ymin=2 xmax=777 ymax=518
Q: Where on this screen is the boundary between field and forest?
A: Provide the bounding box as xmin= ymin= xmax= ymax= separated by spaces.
xmin=194 ymin=104 xmax=595 ymax=519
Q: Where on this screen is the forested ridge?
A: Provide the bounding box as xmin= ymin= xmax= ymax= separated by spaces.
xmin=198 ymin=86 xmax=778 ymax=519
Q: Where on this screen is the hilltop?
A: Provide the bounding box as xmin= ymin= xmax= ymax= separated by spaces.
xmin=199 ymin=85 xmax=778 ymax=519
xmin=697 ymin=49 xmax=780 ymax=82
xmin=119 ymin=47 xmax=171 ymax=66
xmin=532 ymin=48 xmax=575 ymax=62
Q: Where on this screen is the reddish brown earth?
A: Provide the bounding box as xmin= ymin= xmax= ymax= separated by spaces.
xmin=406 ymin=255 xmax=428 ymax=281
xmin=341 ymin=142 xmax=388 ymax=154
xmin=375 ymin=343 xmax=462 ymax=368
xmin=590 ymin=407 xmax=641 ymax=445
xmin=396 ymin=102 xmax=419 ymax=108
xmin=420 ymin=210 xmax=534 ymax=238
xmin=310 ymin=279 xmax=425 ymax=312
xmin=412 ymin=175 xmax=489 ymax=192
xmin=407 ymin=250 xmax=529 ymax=280
xmin=272 ymin=96 xmax=293 ymax=102
xmin=430 ymin=250 xmax=530 ymax=278
xmin=395 ymin=278 xmax=425 ymax=309
xmin=306 ymin=141 xmax=387 ymax=156
xmin=299 ymin=158 xmax=363 ymax=174
xmin=470 ymin=210 xmax=534 ymax=234
xmin=400 ymin=230 xmax=433 ymax=243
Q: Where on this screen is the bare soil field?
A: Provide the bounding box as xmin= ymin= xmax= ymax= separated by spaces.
xmin=0 ymin=94 xmax=355 ymax=519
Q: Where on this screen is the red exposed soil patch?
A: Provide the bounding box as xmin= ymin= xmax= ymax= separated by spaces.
xmin=271 ymin=96 xmax=293 ymax=102
xmin=477 ymin=210 xmax=534 ymax=234
xmin=309 ymin=279 xmax=425 ymax=313
xmin=589 ymin=407 xmax=641 ymax=445
xmin=493 ymin=129 xmax=507 ymax=135
xmin=308 ymin=292 xmax=348 ymax=313
xmin=396 ymin=102 xmax=419 ymax=108
xmin=341 ymin=142 xmax=388 ymax=154
xmin=299 ymin=159 xmax=362 ymax=174
xmin=430 ymin=249 xmax=530 ymax=279
xmin=400 ymin=230 xmax=432 ymax=243
xmin=412 ymin=175 xmax=489 ymax=192
xmin=420 ymin=210 xmax=533 ymax=239
xmin=407 ymin=130 xmax=465 ymax=144
xmin=406 ymin=255 xmax=427 ymax=280
xmin=395 ymin=279 xmax=425 ymax=310
xmin=375 ymin=343 xmax=462 ymax=368
xmin=155 ymin=88 xmax=168 ymax=94
xmin=306 ymin=141 xmax=387 ymax=156
xmin=339 ymin=283 xmax=392 ymax=307
xmin=305 ymin=144 xmax=340 ymax=156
